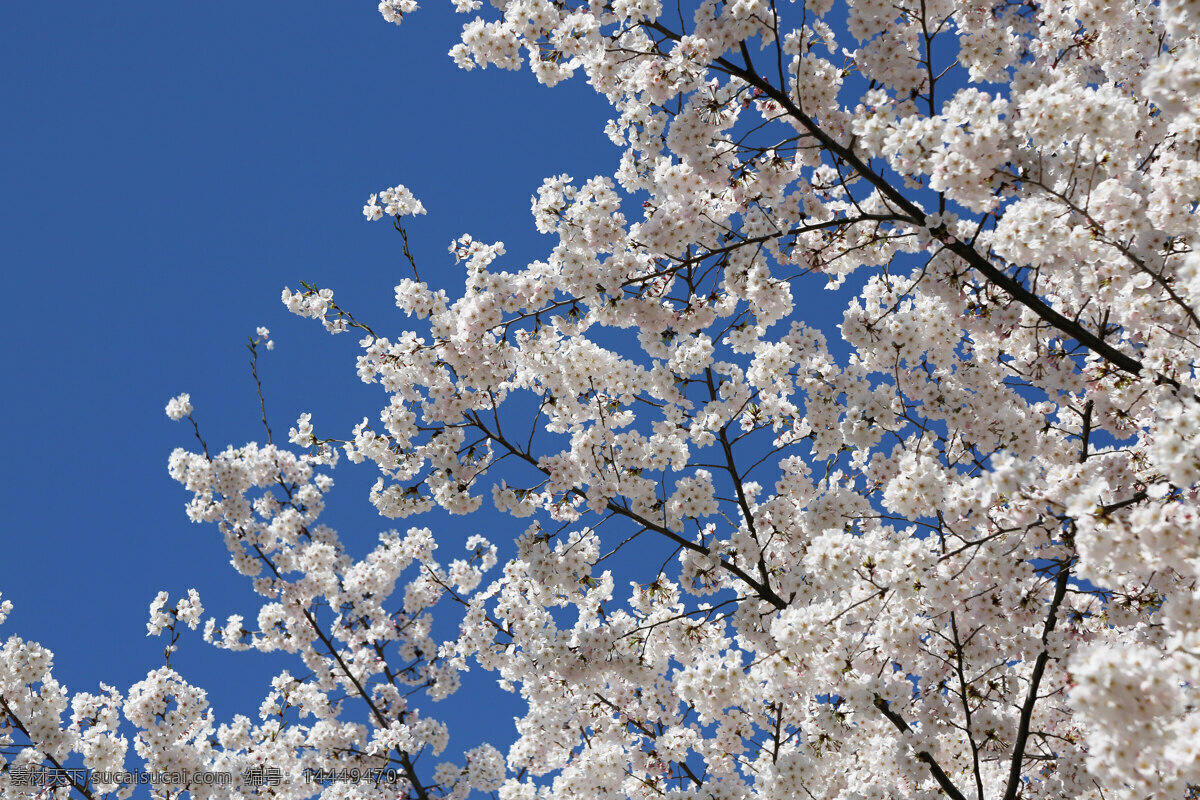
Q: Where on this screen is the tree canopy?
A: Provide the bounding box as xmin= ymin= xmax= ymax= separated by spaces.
xmin=4 ymin=0 xmax=1200 ymax=798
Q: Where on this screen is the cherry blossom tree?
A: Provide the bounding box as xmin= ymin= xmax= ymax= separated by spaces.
xmin=4 ymin=0 xmax=1200 ymax=798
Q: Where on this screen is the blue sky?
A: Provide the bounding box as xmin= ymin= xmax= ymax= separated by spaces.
xmin=2 ymin=0 xmax=616 ymax=773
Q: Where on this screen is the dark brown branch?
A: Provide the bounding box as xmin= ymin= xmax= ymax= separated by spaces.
xmin=1000 ymin=559 xmax=1072 ymax=800
xmin=469 ymin=414 xmax=790 ymax=609
xmin=949 ymin=613 xmax=986 ymax=800
xmin=248 ymin=338 xmax=273 ymax=445
xmin=872 ymin=694 xmax=969 ymax=800
xmin=249 ymin=541 xmax=431 ymax=800
xmin=0 ymin=696 xmax=96 ymax=800
xmin=642 ymin=21 xmax=1153 ymax=380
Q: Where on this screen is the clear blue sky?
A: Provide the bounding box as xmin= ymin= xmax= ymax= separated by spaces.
xmin=2 ymin=0 xmax=616 ymax=772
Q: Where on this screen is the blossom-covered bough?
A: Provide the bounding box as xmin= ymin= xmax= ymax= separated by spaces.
xmin=4 ymin=0 xmax=1200 ymax=798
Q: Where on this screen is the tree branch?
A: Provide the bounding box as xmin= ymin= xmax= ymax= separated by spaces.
xmin=1000 ymin=559 xmax=1072 ymax=800
xmin=642 ymin=21 xmax=1155 ymax=381
xmin=872 ymin=694 xmax=969 ymax=800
